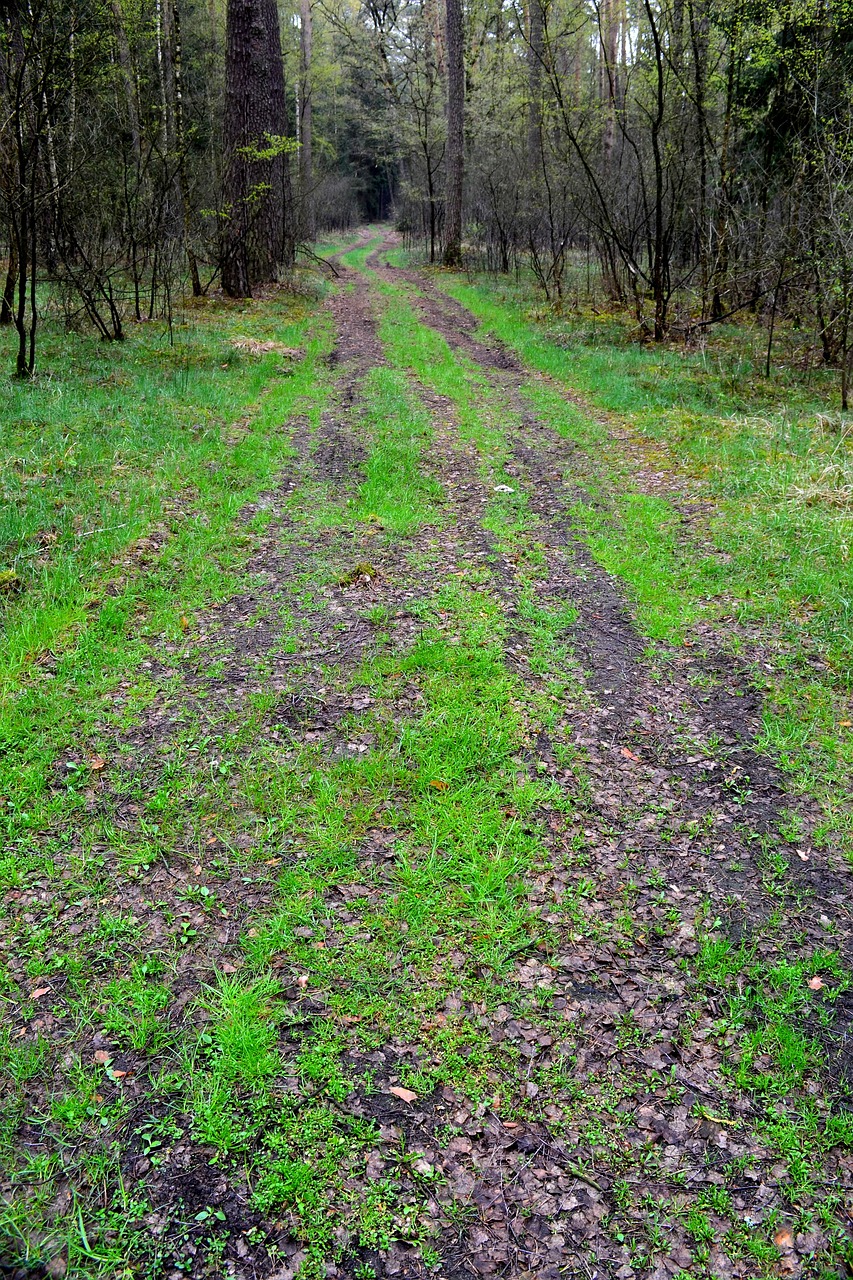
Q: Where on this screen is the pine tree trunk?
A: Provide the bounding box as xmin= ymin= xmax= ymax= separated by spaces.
xmin=262 ymin=0 xmax=291 ymax=268
xmin=221 ymin=0 xmax=286 ymax=296
xmin=442 ymin=0 xmax=464 ymax=267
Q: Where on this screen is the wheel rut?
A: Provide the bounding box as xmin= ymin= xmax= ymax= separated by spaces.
xmin=372 ymin=234 xmax=853 ymax=942
xmin=351 ymin=233 xmax=853 ymax=1278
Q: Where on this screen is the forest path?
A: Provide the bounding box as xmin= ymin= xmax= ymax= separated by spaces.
xmin=226 ymin=228 xmax=850 ymax=1280
xmin=3 ymin=230 xmax=852 ymax=1280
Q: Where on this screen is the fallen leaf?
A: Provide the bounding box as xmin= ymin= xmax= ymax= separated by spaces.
xmin=193 ymin=863 xmax=202 ymax=875
xmin=620 ymin=747 xmax=640 ymax=762
xmin=88 ymin=755 xmax=106 ymax=772
xmin=231 ymin=337 xmax=300 ymax=357
xmin=796 ymin=848 xmax=810 ymax=861
xmin=840 ymin=719 xmax=851 ymax=728
xmin=429 ymin=779 xmax=450 ymax=791
xmin=388 ymin=1086 xmax=418 ymax=1104
xmin=774 ymin=1228 xmax=795 ymax=1253
xmin=206 ymin=835 xmax=218 ymax=845
xmin=808 ymin=976 xmax=826 ymax=991
xmin=696 ymin=1107 xmax=734 ymax=1127
xmin=93 ymin=1050 xmax=112 ymax=1065
xmin=31 ymin=987 xmax=50 ymax=999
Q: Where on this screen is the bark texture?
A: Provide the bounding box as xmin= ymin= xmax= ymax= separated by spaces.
xmin=221 ymin=0 xmax=286 ymax=297
xmin=442 ymin=0 xmax=463 ymax=267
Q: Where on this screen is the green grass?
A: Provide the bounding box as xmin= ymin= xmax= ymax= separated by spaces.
xmin=693 ymin=934 xmax=853 ymax=1213
xmin=0 ymin=293 xmax=328 ymax=691
xmin=418 ymin=265 xmax=853 ymax=854
xmin=695 ymin=936 xmax=849 ymax=1096
xmin=0 ymin=305 xmax=334 ymax=857
xmin=362 ymin=250 xmax=853 ymax=1264
xmin=0 ymin=259 xmax=570 ymax=1276
xmin=2 ymin=238 xmax=853 ymax=1280
xmin=336 ymin=232 xmax=384 ymax=273
xmin=352 ymin=365 xmax=442 ymax=532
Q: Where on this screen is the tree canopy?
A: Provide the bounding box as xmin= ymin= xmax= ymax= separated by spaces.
xmin=2 ymin=0 xmax=853 ymax=385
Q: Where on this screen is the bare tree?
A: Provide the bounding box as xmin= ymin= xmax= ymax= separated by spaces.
xmin=442 ymin=0 xmax=463 ymax=266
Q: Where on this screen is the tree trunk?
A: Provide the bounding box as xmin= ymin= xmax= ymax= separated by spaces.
xmin=171 ymin=0 xmax=202 ymax=295
xmin=423 ymin=140 xmax=437 ymax=263
xmin=221 ymin=0 xmax=287 ymax=296
xmin=263 ymin=0 xmax=294 ymax=268
xmin=6 ymin=13 xmax=37 ymax=377
xmin=155 ymin=0 xmax=171 ymax=151
xmin=299 ymin=0 xmax=314 ymax=240
xmin=1 ymin=236 xmax=16 ymax=325
xmin=711 ymin=37 xmax=736 ymax=319
xmin=442 ymin=0 xmax=464 ymax=267
xmin=644 ymin=0 xmax=668 ymax=339
xmin=840 ymin=259 xmax=850 ymax=411
xmin=687 ymin=0 xmax=710 ymax=317
xmin=13 ymin=163 xmax=36 ymax=378
xmin=843 ymin=345 xmax=849 ymax=412
xmin=596 ymin=0 xmax=622 ymax=299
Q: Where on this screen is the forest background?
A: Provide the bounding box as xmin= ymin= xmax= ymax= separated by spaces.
xmin=2 ymin=0 xmax=853 ymax=391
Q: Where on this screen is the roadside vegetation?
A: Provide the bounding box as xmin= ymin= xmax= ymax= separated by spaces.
xmin=430 ymin=260 xmax=853 ymax=856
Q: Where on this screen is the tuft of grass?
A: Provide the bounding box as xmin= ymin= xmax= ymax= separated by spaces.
xmin=353 ymin=365 xmax=442 ymax=533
